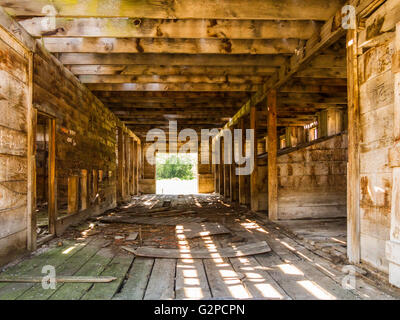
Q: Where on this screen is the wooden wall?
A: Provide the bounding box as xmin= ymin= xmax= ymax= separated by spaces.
xmin=356 ymin=5 xmax=397 ymax=272
xmin=0 ymin=26 xmax=30 ymax=266
xmin=33 ymin=43 xmax=134 ymax=233
xmin=277 ymin=133 xmax=348 ymax=220
xmin=0 ymin=10 xmax=138 ymax=265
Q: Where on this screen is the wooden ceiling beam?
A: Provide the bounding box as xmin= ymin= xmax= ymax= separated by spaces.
xmin=59 ymin=53 xmax=287 ymax=66
xmin=43 ymin=37 xmax=301 ymax=54
xmin=80 ymin=74 xmax=266 ymax=84
xmin=67 ymin=65 xmax=278 ymax=76
xmin=2 ymin=0 xmax=344 ymax=20
xmin=221 ymin=6 xmax=347 ymax=129
xmin=20 ymin=18 xmax=321 ymax=39
xmin=86 ymin=83 xmax=258 ymax=92
xmin=93 ymin=91 xmax=251 ymax=98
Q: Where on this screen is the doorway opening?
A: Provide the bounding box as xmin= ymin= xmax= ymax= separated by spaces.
xmin=156 ymin=153 xmax=198 ymax=194
xmin=35 ymin=112 xmax=56 ymax=243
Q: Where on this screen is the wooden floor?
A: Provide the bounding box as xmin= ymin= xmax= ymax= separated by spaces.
xmin=0 ymin=194 xmax=398 ymax=300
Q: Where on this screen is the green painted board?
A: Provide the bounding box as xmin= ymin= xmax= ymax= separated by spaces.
xmin=81 ymin=253 xmax=133 ymax=300
xmin=113 ymin=258 xmax=154 ymax=300
xmin=49 ymin=247 xmax=114 ymax=300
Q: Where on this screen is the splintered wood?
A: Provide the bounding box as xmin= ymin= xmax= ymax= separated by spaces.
xmin=122 ymin=241 xmax=271 ymax=259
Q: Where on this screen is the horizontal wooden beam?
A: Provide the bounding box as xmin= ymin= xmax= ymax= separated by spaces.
xmin=80 ymin=74 xmax=266 ymax=84
xmin=113 ymin=109 xmax=240 ymax=117
xmin=2 ymin=0 xmax=343 ymax=20
xmin=296 ymin=67 xmax=347 ymax=78
xmin=43 ymin=37 xmax=301 ymax=54
xmin=223 ymin=7 xmax=347 ymax=129
xmin=86 ymin=83 xmax=258 ymax=92
xmin=20 ymin=17 xmax=321 ymax=39
xmin=60 ymin=53 xmax=287 ymax=66
xmin=68 ymin=64 xmax=278 ymax=76
xmin=99 ymin=97 xmax=248 ymax=105
xmin=93 ymin=91 xmax=250 ymax=98
xmin=106 ymin=103 xmax=243 ymax=109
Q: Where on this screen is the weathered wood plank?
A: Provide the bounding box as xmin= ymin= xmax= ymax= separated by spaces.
xmin=60 ymin=53 xmax=286 ymax=66
xmin=68 ymin=64 xmax=277 ymax=76
xmin=175 ymin=259 xmax=212 ymax=300
xmin=143 ymin=258 xmax=176 ymax=300
xmin=86 ymin=83 xmax=258 ymax=92
xmin=20 ymin=18 xmax=320 ymax=39
xmin=2 ymin=0 xmax=343 ymax=20
xmin=80 ymin=74 xmax=266 ymax=84
xmin=16 ymin=240 xmax=104 ymax=300
xmin=0 ymin=240 xmax=88 ymax=300
xmin=113 ymin=258 xmax=154 ymax=300
xmin=123 ymin=241 xmax=271 ymax=259
xmin=44 ymin=38 xmax=300 ymax=54
xmin=203 ymin=258 xmax=251 ymax=299
xmin=81 ymin=253 xmax=133 ymax=300
xmin=229 ymin=256 xmax=290 ymax=299
xmin=268 ymin=89 xmax=278 ymax=221
xmin=49 ymin=247 xmax=114 ymax=300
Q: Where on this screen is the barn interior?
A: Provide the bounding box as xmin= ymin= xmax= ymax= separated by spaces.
xmin=0 ymin=0 xmax=400 ymax=300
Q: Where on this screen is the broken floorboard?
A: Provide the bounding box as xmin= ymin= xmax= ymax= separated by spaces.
xmin=122 ymin=241 xmax=271 ymax=259
xmin=0 ymin=194 xmax=399 ymax=300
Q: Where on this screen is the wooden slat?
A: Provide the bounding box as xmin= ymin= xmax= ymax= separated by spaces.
xmin=68 ymin=64 xmax=277 ymax=76
xmin=113 ymin=258 xmax=154 ymax=300
xmin=20 ymin=18 xmax=320 ymax=39
xmin=123 ymin=241 xmax=271 ymax=259
xmin=175 ymin=259 xmax=212 ymax=300
xmin=86 ymin=83 xmax=258 ymax=92
xmin=79 ymin=74 xmax=266 ymax=84
xmin=49 ymin=247 xmax=114 ymax=300
xmin=60 ymin=53 xmax=286 ymax=66
xmin=203 ymin=258 xmax=251 ymax=299
xmin=44 ymin=38 xmax=300 ymax=54
xmin=2 ymin=0 xmax=343 ymax=20
xmin=143 ymin=258 xmax=176 ymax=300
xmin=16 ymin=239 xmax=103 ymax=300
xmin=81 ymin=253 xmax=133 ymax=300
xmin=229 ymin=256 xmax=290 ymax=299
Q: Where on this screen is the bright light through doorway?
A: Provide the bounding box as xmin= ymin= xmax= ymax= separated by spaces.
xmin=156 ymin=153 xmax=198 ymax=194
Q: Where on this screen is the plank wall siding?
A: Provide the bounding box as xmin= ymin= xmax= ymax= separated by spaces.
xmin=0 ymin=29 xmax=29 ymax=266
xmin=277 ymin=133 xmax=348 ymax=220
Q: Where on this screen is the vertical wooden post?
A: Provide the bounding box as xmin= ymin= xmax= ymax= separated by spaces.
xmin=27 ymin=51 xmax=37 ymax=251
xmin=387 ymin=22 xmax=400 ymax=287
xmin=224 ymin=131 xmax=231 ymax=200
xmin=230 ymin=126 xmax=238 ymax=203
xmin=250 ymin=104 xmax=258 ymax=211
xmin=48 ymin=118 xmax=56 ymax=235
xmin=80 ymin=169 xmax=88 ymax=212
xmin=219 ymin=138 xmax=224 ymax=195
xmin=347 ymin=28 xmax=361 ymax=263
xmin=267 ymin=90 xmax=278 ymax=221
xmin=238 ymin=118 xmax=247 ymax=205
xmin=117 ymin=127 xmax=124 ymax=202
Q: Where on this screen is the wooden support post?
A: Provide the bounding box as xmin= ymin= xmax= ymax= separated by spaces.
xmin=267 ymin=90 xmax=278 ymax=221
xmin=67 ymin=176 xmax=79 ymax=214
xmin=48 ymin=118 xmax=56 ymax=235
xmin=80 ymin=169 xmax=88 ymax=212
xmin=250 ymin=104 xmax=258 ymax=211
xmin=117 ymin=127 xmax=124 ymax=202
xmin=238 ymin=118 xmax=247 ymax=205
xmin=224 ymin=132 xmax=231 ymax=200
xmin=219 ymin=138 xmax=224 ymax=195
xmin=347 ymin=28 xmax=361 ymax=264
xmin=387 ymin=22 xmax=400 ymax=287
xmin=230 ymin=126 xmax=238 ymax=203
